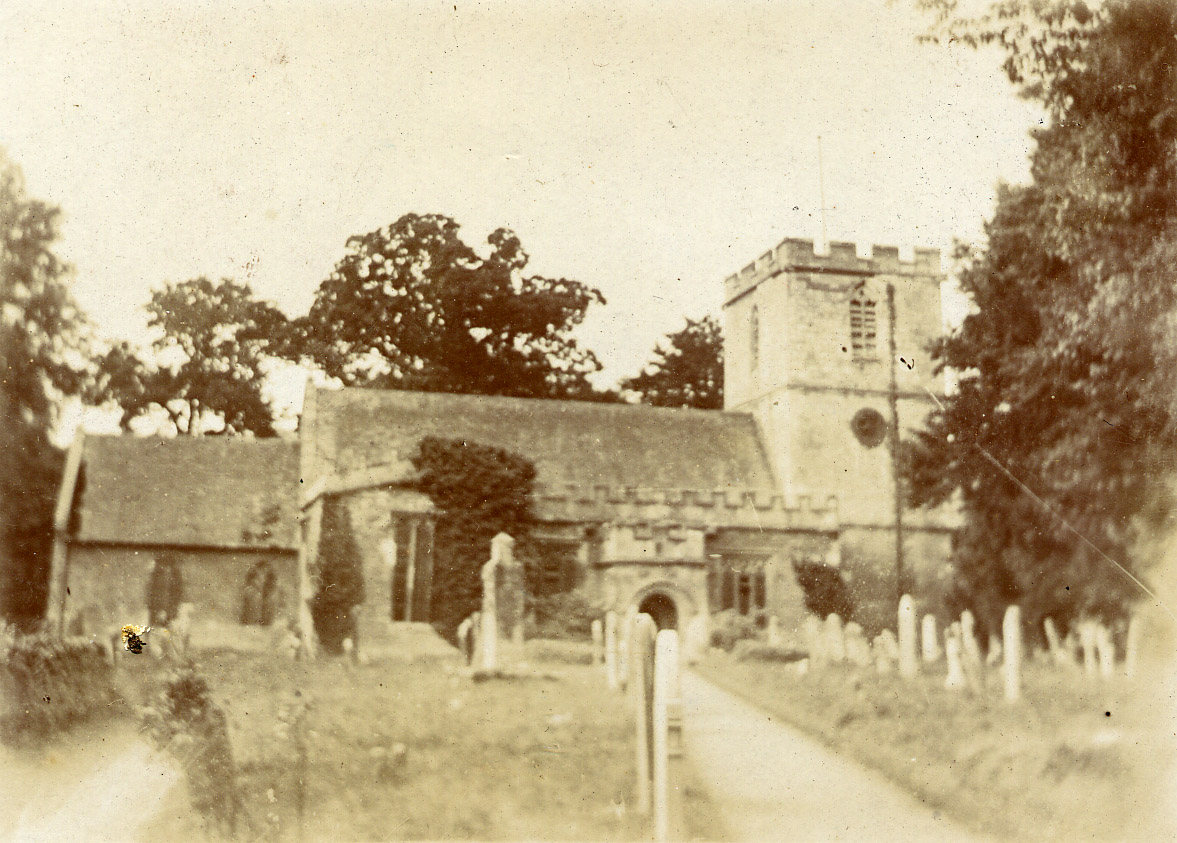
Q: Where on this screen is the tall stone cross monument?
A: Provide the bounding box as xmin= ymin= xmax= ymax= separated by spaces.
xmin=479 ymin=532 xmax=525 ymax=670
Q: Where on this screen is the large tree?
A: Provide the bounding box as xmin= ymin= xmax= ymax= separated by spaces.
xmin=907 ymin=0 xmax=1177 ymax=631
xmin=90 ymin=277 xmax=290 ymax=436
xmin=621 ymin=315 xmax=723 ymax=409
xmin=293 ymin=213 xmax=608 ymax=400
xmin=0 ymin=149 xmax=88 ymax=624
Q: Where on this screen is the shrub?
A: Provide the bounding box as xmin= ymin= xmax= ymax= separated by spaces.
xmin=0 ymin=630 xmax=116 ymax=744
xmin=311 ymin=497 xmax=365 ymax=654
xmin=709 ymin=609 xmax=764 ymax=651
xmin=792 ymin=559 xmax=854 ymax=621
xmin=411 ymin=436 xmax=537 ymax=639
xmin=528 ymin=590 xmax=600 ymax=640
xmin=140 ymin=666 xmax=240 ymax=837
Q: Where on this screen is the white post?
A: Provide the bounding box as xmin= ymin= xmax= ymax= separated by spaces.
xmin=921 ymin=614 xmax=940 ymax=664
xmin=480 ymin=556 xmax=498 ymax=672
xmin=898 ymin=595 xmax=918 ymax=678
xmin=591 ymin=618 xmax=604 ymax=667
xmin=604 ymin=611 xmax=619 ymax=690
xmin=631 ymin=614 xmax=656 ymax=815
xmin=653 ymin=629 xmax=682 ymax=843
xmin=1003 ymin=605 xmax=1021 ymax=702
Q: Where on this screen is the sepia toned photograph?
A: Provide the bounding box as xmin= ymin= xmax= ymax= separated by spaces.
xmin=2 ymin=0 xmax=1176 ymax=840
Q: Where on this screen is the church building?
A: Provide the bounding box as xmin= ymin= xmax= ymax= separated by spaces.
xmin=46 ymin=237 xmax=958 ymax=652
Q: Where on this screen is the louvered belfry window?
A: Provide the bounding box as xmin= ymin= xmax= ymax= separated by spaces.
xmin=849 ymin=294 xmax=877 ymax=356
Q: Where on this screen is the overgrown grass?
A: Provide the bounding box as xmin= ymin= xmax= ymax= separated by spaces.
xmin=119 ymin=648 xmax=719 ymax=841
xmin=697 ymin=652 xmax=1174 ymax=841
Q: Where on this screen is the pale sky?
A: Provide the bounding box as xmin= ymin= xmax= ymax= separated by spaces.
xmin=2 ymin=0 xmax=1040 ymax=430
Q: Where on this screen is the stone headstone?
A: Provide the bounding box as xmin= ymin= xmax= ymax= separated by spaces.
xmin=630 ymin=613 xmax=658 ymax=815
xmin=1095 ymin=624 xmax=1116 ymax=679
xmin=652 ymin=629 xmax=684 ymax=842
xmin=457 ymin=616 xmax=476 ymax=666
xmin=767 ymin=615 xmax=783 ymax=647
xmin=604 ymin=611 xmax=619 ymax=690
xmin=824 ymin=613 xmax=846 ymax=663
xmin=987 ymin=633 xmax=1003 ymax=667
xmin=921 ymin=614 xmax=941 ymax=664
xmin=844 ymin=622 xmax=871 ymax=667
xmin=591 ymin=618 xmax=604 ymax=667
xmin=804 ymin=615 xmax=826 ymax=667
xmin=1003 ymin=605 xmax=1021 ymax=702
xmin=944 ymin=632 xmax=965 ymax=690
xmin=479 ymin=533 xmax=524 ymax=670
xmin=877 ymin=629 xmax=900 ymax=663
xmin=898 ymin=595 xmax=918 ymax=678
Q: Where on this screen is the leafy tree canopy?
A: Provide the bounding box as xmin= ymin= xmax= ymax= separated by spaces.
xmin=621 ymin=314 xmax=723 ymax=410
xmin=907 ymin=0 xmax=1177 ymax=630
xmin=293 ymin=213 xmax=608 ymax=400
xmin=0 ymin=149 xmax=87 ymax=623
xmin=89 ymin=277 xmax=290 ymax=436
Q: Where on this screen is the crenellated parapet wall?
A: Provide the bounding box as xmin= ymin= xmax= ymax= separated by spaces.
xmin=724 ymin=237 xmax=942 ymax=305
xmin=532 ymin=482 xmax=839 ymax=533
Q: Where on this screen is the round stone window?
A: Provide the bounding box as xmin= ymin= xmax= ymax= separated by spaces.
xmin=850 ymin=408 xmax=887 ymax=448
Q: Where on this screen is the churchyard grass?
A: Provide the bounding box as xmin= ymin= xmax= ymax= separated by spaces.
xmin=697 ymin=651 xmax=1166 ymax=841
xmin=115 ymin=647 xmax=720 ymax=841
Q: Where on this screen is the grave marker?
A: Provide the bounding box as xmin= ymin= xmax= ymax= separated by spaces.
xmin=1095 ymin=624 xmax=1115 ymax=679
xmin=653 ymin=629 xmax=684 ymax=843
xmin=921 ymin=614 xmax=940 ymax=664
xmin=591 ymin=619 xmax=604 ymax=667
xmin=898 ymin=594 xmax=918 ymax=678
xmin=1003 ymin=605 xmax=1021 ymax=702
xmin=604 ymin=611 xmax=619 ymax=690
xmin=824 ymin=613 xmax=846 ymax=663
xmin=944 ymin=632 xmax=966 ymax=690
xmin=804 ymin=615 xmax=826 ymax=667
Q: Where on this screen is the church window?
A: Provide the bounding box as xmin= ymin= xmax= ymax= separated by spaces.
xmin=241 ymin=561 xmax=278 ymax=626
xmin=146 ymin=553 xmax=183 ymax=626
xmin=707 ymin=555 xmax=767 ymax=616
xmin=750 ymin=306 xmax=760 ymax=371
xmin=849 ymin=294 xmax=877 ymax=355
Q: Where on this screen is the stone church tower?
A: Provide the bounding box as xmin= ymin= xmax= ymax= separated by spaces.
xmin=723 ymin=238 xmax=959 ymax=627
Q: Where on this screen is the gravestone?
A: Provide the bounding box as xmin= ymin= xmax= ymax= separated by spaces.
xmin=1003 ymin=605 xmax=1021 ymax=702
xmin=684 ymin=613 xmax=708 ymax=665
xmin=457 ymin=615 xmax=477 ymax=666
xmin=921 ymin=614 xmax=941 ymax=664
xmin=591 ymin=619 xmax=604 ymax=667
xmin=844 ymin=622 xmax=871 ymax=667
xmin=629 ymin=613 xmax=657 ymax=815
xmin=824 ymin=613 xmax=846 ymax=663
xmin=804 ymin=616 xmax=826 ymax=667
xmin=986 ymin=633 xmax=1003 ymax=667
xmin=898 ymin=595 xmax=918 ymax=678
xmin=604 ymin=611 xmax=619 ymax=690
xmin=1043 ymin=617 xmax=1068 ymax=667
xmin=944 ymin=632 xmax=965 ymax=690
xmin=479 ymin=533 xmax=524 ymax=670
xmin=652 ymin=629 xmax=684 ymax=843
xmin=960 ymin=610 xmax=984 ymax=669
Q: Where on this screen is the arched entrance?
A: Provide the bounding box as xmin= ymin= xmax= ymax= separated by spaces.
xmin=638 ymin=591 xmax=679 ymax=630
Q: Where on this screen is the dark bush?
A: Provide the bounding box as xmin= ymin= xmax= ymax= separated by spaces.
xmin=140 ymin=666 xmax=240 ymax=837
xmin=0 ymin=630 xmax=117 ymax=744
xmin=311 ymin=497 xmax=365 ymax=654
xmin=793 ymin=559 xmax=854 ymax=621
xmin=528 ymin=590 xmax=600 ymax=640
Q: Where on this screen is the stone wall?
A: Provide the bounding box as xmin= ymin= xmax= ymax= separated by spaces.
xmin=62 ymin=544 xmax=297 ymax=640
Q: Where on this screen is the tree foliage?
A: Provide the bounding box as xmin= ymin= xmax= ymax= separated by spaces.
xmin=311 ymin=497 xmax=366 ymax=653
xmin=411 ymin=436 xmax=544 ymax=637
xmin=0 ymin=150 xmax=87 ymax=624
xmin=90 ymin=277 xmax=289 ymax=436
xmin=621 ymin=315 xmax=724 ymax=409
xmin=907 ymin=0 xmax=1177 ymax=631
xmin=293 ymin=213 xmax=608 ymax=400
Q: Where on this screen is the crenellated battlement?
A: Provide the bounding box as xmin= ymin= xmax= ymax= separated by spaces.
xmin=533 ymin=482 xmax=839 ymax=532
xmin=723 ymin=237 xmax=942 ymax=304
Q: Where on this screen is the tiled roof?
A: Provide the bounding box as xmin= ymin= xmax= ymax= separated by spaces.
xmin=70 ymin=435 xmax=299 ymax=550
xmin=310 ymin=388 xmax=780 ymax=522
